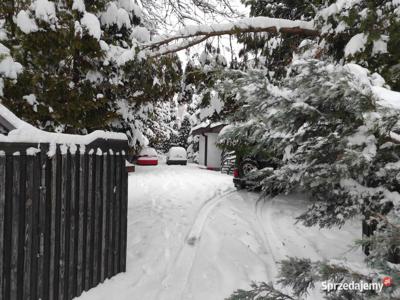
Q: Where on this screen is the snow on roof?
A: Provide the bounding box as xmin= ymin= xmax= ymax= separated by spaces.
xmin=139 ymin=147 xmax=157 ymax=156
xmin=191 ymin=121 xmax=210 ymax=132
xmin=210 ymin=122 xmax=223 ymax=128
xmin=191 ymin=121 xmax=226 ymax=135
xmin=0 ymin=103 xmax=127 ymax=144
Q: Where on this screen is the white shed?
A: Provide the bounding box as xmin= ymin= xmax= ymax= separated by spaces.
xmin=192 ymin=122 xmax=225 ymax=170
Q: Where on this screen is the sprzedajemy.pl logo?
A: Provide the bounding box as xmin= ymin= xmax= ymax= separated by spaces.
xmin=321 ymin=276 xmax=393 ymax=293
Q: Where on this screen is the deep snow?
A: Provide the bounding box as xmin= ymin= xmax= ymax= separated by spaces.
xmin=75 ymin=163 xmax=363 ymax=300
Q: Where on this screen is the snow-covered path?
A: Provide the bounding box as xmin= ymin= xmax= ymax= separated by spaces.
xmin=76 ymin=164 xmax=363 ymax=300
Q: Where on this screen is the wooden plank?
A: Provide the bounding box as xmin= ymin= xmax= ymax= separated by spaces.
xmin=23 ymin=157 xmax=34 ymax=300
xmin=17 ymin=154 xmax=27 ymax=300
xmin=59 ymin=152 xmax=68 ymax=300
xmin=72 ymin=153 xmax=79 ymax=298
xmin=3 ymin=155 xmax=13 ymax=299
xmin=120 ymin=154 xmax=128 ymax=272
xmin=0 ymin=156 xmax=6 ymax=299
xmin=37 ymin=153 xmax=46 ymax=300
xmin=64 ymin=151 xmax=71 ymax=300
xmin=43 ymin=155 xmax=52 ymax=300
xmin=93 ymin=153 xmax=102 ymax=286
xmin=77 ymin=152 xmax=86 ymax=295
xmin=10 ymin=155 xmax=20 ymax=300
xmin=113 ymin=153 xmax=121 ymax=275
xmin=100 ymin=153 xmax=108 ymax=281
xmin=30 ymin=155 xmax=40 ymax=300
xmin=68 ymin=153 xmax=77 ymax=299
xmin=85 ymin=154 xmax=94 ymax=289
xmin=49 ymin=154 xmax=58 ymax=300
xmin=107 ymin=154 xmax=115 ymax=278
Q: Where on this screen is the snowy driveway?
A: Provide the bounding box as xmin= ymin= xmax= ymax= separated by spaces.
xmin=76 ymin=164 xmax=363 ymax=300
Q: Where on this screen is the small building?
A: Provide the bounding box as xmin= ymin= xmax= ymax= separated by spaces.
xmin=191 ymin=122 xmax=225 ymax=170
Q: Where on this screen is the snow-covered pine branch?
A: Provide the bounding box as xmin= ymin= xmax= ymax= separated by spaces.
xmin=143 ymin=17 xmax=319 ymax=57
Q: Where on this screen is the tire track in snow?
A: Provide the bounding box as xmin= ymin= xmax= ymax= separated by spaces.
xmin=254 ymin=197 xmax=324 ymax=300
xmin=156 ymin=189 xmax=236 ymax=300
xmin=234 ymin=193 xmax=324 ymax=282
xmin=259 ymin=198 xmax=322 ymax=260
xmin=254 ymin=198 xmax=282 ymax=279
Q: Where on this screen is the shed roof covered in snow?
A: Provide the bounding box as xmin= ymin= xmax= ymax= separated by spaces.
xmin=191 ymin=122 xmax=225 ymax=135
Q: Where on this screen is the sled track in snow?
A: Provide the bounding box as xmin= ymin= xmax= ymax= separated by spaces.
xmin=156 ymin=188 xmax=236 ymax=300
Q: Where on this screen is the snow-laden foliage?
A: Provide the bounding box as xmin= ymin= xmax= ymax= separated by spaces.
xmin=228 ymin=257 xmax=398 ymax=300
xmin=221 ymin=58 xmax=400 ymax=299
xmin=219 ymin=59 xmax=400 ymax=227
xmin=237 ymin=0 xmax=317 ymax=80
xmin=315 ymin=0 xmax=400 ymax=91
xmin=0 ymin=0 xmax=182 ymax=150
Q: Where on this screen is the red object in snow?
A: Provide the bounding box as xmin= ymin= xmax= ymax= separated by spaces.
xmin=137 ymin=158 xmax=158 ymax=165
xmin=233 ymin=168 xmax=239 ymax=178
xmin=126 ymin=165 xmax=136 ymax=172
xmin=136 ymin=147 xmax=158 ymax=166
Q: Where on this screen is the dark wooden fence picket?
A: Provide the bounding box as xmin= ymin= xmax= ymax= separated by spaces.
xmin=0 ymin=139 xmax=128 ymax=300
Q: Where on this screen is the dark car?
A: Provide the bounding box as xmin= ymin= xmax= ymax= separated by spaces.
xmin=233 ymin=152 xmax=280 ymax=189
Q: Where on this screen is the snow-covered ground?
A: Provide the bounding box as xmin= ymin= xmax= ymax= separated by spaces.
xmin=75 ymin=163 xmax=363 ymax=300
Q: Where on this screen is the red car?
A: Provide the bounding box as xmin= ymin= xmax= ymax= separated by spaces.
xmin=137 ymin=147 xmax=158 ymax=165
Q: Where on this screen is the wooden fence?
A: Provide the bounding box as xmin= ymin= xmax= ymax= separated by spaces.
xmin=0 ymin=139 xmax=128 ymax=300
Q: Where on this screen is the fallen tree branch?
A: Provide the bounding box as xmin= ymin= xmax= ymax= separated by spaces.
xmin=142 ymin=16 xmax=319 ymax=55
xmin=148 ymin=36 xmax=210 ymax=58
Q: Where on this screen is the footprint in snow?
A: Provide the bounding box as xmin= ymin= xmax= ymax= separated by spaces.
xmin=187 ymin=236 xmax=198 ymax=246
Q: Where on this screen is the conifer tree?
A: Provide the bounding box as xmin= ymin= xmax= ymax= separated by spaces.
xmin=177 ymin=115 xmax=191 ymax=149
xmin=238 ymin=0 xmax=318 ymax=80
xmin=316 ymin=0 xmax=400 ymax=91
xmin=0 ymin=0 xmax=182 ymax=149
xmin=221 ymin=58 xmax=400 ymax=299
xmin=1 ymin=0 xmax=112 ymax=133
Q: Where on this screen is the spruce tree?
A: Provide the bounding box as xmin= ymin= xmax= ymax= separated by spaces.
xmin=0 ymin=0 xmax=182 ymax=150
xmin=238 ymin=0 xmax=318 ymax=80
xmin=221 ymin=58 xmax=400 ymax=299
xmin=177 ymin=115 xmax=191 ymax=149
xmin=316 ymin=0 xmax=400 ymax=91
xmin=1 ymin=0 xmax=112 ymax=133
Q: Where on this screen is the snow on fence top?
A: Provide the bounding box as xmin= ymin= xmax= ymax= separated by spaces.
xmin=0 ymin=103 xmax=127 ymax=144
